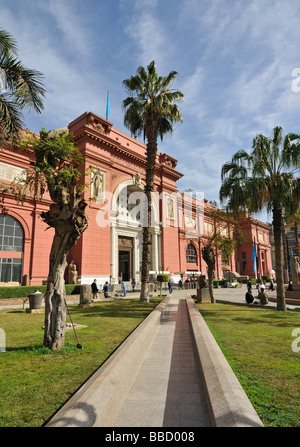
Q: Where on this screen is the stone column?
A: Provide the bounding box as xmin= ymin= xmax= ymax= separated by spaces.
xmin=152 ymin=231 xmax=159 ymax=273
xmin=111 ymin=223 xmax=116 ymax=282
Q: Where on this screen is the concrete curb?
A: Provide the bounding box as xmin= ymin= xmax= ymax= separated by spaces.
xmin=46 ymin=295 xmax=171 ymax=427
xmin=186 ymin=297 xmax=264 ymax=427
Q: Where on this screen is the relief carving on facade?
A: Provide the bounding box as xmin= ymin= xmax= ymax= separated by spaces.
xmin=91 ymin=168 xmax=105 ymax=201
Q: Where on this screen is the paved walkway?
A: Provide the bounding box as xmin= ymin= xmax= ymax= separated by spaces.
xmin=2 ymin=286 xmax=298 ymax=427
xmin=112 ymin=290 xmax=212 ymax=427
xmin=212 ymin=285 xmax=300 ymax=310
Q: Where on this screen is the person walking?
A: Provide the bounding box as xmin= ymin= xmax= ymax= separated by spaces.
xmin=91 ymin=279 xmax=99 ymax=300
xmin=123 ymin=281 xmax=127 ymax=297
xmin=103 ymin=281 xmax=109 ymax=298
xmin=131 ymin=278 xmax=136 ymax=292
xmin=168 ymin=277 xmax=173 ymax=294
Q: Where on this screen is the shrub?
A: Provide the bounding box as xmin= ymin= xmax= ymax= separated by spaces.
xmin=0 ymin=284 xmax=81 ymax=300
xmin=262 ymin=275 xmax=271 ymax=282
xmin=156 ymin=274 xmax=169 ymax=283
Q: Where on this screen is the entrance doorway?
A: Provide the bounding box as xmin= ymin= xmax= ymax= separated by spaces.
xmin=118 ymin=236 xmax=133 ymax=282
xmin=119 ymin=251 xmax=131 ymax=281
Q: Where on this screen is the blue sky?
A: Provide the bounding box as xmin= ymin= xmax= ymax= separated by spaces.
xmin=1 ymin=0 xmax=300 ymax=223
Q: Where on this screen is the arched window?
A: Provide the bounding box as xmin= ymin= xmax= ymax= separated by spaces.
xmin=0 ymin=215 xmax=24 ymax=283
xmin=186 ymin=243 xmax=197 ymax=264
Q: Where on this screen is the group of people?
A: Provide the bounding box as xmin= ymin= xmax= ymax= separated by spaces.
xmin=91 ymin=276 xmax=137 ymax=299
xmin=91 ymin=279 xmax=109 ymax=299
xmin=245 ymin=279 xmax=270 ymax=305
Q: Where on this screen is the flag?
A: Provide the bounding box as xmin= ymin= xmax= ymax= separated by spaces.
xmin=106 ymin=90 xmax=110 ymax=120
xmin=251 ymin=238 xmax=256 ymax=274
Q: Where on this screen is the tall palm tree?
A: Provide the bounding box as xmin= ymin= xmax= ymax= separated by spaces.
xmin=220 ymin=126 xmax=300 ymax=311
xmin=0 ymin=26 xmax=45 ymax=145
xmin=122 ymin=61 xmax=183 ymax=302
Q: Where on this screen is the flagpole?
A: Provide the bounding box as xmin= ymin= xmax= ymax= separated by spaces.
xmin=252 ymin=237 xmax=256 ymax=278
xmin=106 ymin=90 xmax=110 ymax=121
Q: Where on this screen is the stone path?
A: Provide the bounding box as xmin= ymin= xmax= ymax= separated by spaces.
xmin=112 ymin=291 xmax=212 ymax=427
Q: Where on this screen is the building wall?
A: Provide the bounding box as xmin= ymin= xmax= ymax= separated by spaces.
xmin=0 ymin=112 xmax=273 ymax=287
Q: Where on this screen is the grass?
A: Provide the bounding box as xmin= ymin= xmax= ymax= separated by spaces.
xmin=1 ymin=298 xmax=299 ymax=427
xmin=0 ymin=298 xmax=162 ymax=427
xmin=197 ymin=303 xmax=300 ymax=427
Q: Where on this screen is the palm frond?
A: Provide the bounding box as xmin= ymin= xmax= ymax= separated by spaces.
xmin=0 ymin=27 xmax=18 ymax=56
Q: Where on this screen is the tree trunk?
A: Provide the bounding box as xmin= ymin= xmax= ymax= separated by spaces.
xmin=207 ymin=265 xmax=215 ymax=303
xmin=273 ymin=205 xmax=286 ymax=311
xmin=43 ymin=199 xmax=88 ymax=349
xmin=43 ymin=233 xmax=68 ymax=350
xmin=294 ymin=221 xmax=300 ymax=257
xmin=140 ymin=120 xmax=157 ymax=303
xmin=281 ymin=217 xmax=289 ymax=283
xmin=202 ymin=244 xmax=215 ymax=303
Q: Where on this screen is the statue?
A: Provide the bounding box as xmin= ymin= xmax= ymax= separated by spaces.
xmin=198 ymin=275 xmax=208 ymax=289
xmin=167 ymin=196 xmax=174 ymax=219
xmin=291 ymin=256 xmax=300 ymax=286
xmin=68 ymin=261 xmax=78 ymax=284
xmin=133 ymin=173 xmax=142 ymax=186
xmin=92 ymin=169 xmax=103 ymax=198
xmin=197 ymin=275 xmax=210 ymax=303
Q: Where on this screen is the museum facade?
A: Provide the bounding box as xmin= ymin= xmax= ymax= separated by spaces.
xmin=0 ymin=111 xmax=272 ymax=287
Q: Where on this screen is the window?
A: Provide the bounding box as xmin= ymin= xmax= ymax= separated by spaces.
xmin=258 ymin=232 xmax=264 ymax=242
xmin=0 ymin=215 xmax=24 ymax=252
xmin=220 ymin=226 xmax=227 ymax=236
xmin=221 ymin=252 xmax=229 ymax=265
xmin=0 ymin=215 xmax=24 ymax=283
xmin=0 ymin=258 xmax=22 ymax=282
xmin=241 ymin=251 xmax=246 ymax=259
xmin=204 ymin=222 xmax=213 ymax=234
xmin=186 ymin=244 xmax=197 ymax=264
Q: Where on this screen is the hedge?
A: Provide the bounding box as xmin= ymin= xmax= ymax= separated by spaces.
xmin=0 ymin=284 xmax=81 ymax=300
xmin=156 ymin=274 xmax=169 ymax=283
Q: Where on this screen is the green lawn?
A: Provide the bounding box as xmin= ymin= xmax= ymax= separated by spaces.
xmin=1 ymin=299 xmax=299 ymax=427
xmin=197 ymin=303 xmax=300 ymax=427
xmin=0 ymin=298 xmax=162 ymax=427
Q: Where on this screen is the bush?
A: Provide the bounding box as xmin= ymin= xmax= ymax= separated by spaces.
xmin=0 ymin=284 xmax=81 ymax=300
xmin=156 ymin=274 xmax=169 ymax=283
xmin=262 ymin=275 xmax=271 ymax=282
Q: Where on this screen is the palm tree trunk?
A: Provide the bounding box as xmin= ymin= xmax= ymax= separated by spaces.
xmin=294 ymin=221 xmax=300 ymax=257
xmin=281 ymin=217 xmax=289 ymax=283
xmin=273 ymin=205 xmax=286 ymax=311
xmin=140 ymin=121 xmax=157 ymax=303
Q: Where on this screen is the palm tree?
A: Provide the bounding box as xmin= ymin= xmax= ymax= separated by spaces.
xmin=0 ymin=27 xmax=45 ymax=145
xmin=220 ymin=126 xmax=300 ymax=311
xmin=122 ymin=61 xmax=183 ymax=302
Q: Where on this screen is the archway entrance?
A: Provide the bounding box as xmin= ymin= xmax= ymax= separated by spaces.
xmin=111 ymin=177 xmax=161 ymax=284
xmin=118 ymin=236 xmax=133 ymax=281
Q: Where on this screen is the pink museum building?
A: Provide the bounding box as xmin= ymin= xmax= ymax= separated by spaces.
xmin=0 ymin=112 xmax=272 ymax=286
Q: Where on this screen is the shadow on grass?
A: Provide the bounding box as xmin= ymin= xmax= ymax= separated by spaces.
xmin=6 ymin=342 xmax=80 ymax=354
xmin=199 ymin=306 xmax=299 ymax=329
xmin=68 ymin=299 xmax=161 ymax=320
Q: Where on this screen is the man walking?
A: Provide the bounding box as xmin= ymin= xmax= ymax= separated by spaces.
xmin=91 ymin=279 xmax=99 ymax=300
